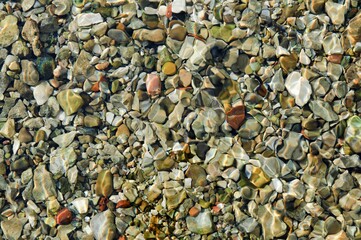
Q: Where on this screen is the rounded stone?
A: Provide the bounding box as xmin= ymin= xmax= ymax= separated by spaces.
xmin=162 ymin=62 xmax=177 ymax=75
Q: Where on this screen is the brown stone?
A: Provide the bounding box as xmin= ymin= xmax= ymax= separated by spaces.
xmin=226 ymin=105 xmax=246 ymax=130
xmin=189 ymin=206 xmax=200 ymax=217
xmin=116 ymin=200 xmax=131 ymax=208
xmin=116 ymin=124 xmax=130 ymax=137
xmin=56 ymin=208 xmax=73 ymax=225
xmin=95 ymin=62 xmax=109 ymax=70
xmin=327 ymin=54 xmax=343 ymax=64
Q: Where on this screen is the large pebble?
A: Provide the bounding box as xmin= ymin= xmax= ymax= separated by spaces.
xmin=345 ymin=116 xmax=361 ymax=154
xmin=1 ymin=217 xmax=25 ymax=240
xmin=33 ymin=81 xmax=53 ymax=105
xmin=0 ymin=15 xmax=19 ymax=47
xmin=285 ymin=71 xmax=312 ymax=107
xmin=20 ymin=60 xmax=39 ymax=86
xmin=186 ymin=211 xmax=214 ymax=234
xmin=50 ymin=148 xmax=77 ymax=179
xmin=57 ymin=89 xmax=84 ymax=115
xmin=32 ymin=165 xmax=57 ymax=202
xmin=90 ymin=210 xmax=116 ymax=240
xmin=132 ymin=29 xmax=166 ymax=43
xmin=95 ymin=170 xmax=113 ymax=197
xmin=325 ymin=1 xmax=346 ymax=25
xmin=77 ymin=13 xmax=103 ymax=27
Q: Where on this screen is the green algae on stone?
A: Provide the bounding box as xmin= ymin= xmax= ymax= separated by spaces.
xmin=95 ymin=170 xmax=113 ymax=197
xmin=36 ymin=55 xmax=55 ymax=80
xmin=210 ymin=25 xmax=236 ymax=42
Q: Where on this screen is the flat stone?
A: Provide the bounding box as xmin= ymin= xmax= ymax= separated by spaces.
xmin=8 ymin=100 xmax=27 ymax=119
xmin=22 ymin=0 xmax=35 ymax=11
xmin=77 ymin=13 xmax=103 ymax=27
xmin=95 ymin=170 xmax=113 ymax=197
xmin=107 ymin=29 xmax=129 ymax=43
xmin=132 ymin=29 xmax=166 ymax=43
xmin=53 ymin=131 xmax=77 ymax=148
xmin=56 ymin=89 xmax=84 ymax=115
xmin=50 ymin=148 xmax=77 ymax=179
xmin=309 ymin=100 xmax=338 ymax=122
xmin=325 ymin=1 xmax=346 ymax=25
xmin=20 ymin=60 xmax=39 ymax=86
xmin=32 ymin=165 xmax=57 ymax=202
xmin=18 ymin=127 xmax=32 ymax=143
xmin=186 ymin=211 xmax=214 ymax=235
xmin=0 ymin=118 xmax=15 ymax=139
xmin=33 ymin=81 xmax=53 ymax=105
xmin=90 ymin=210 xmax=116 ymax=240
xmin=84 ymin=115 xmax=102 ymax=127
xmin=72 ymin=197 xmax=89 ymax=214
xmin=258 ymin=204 xmax=287 ymax=238
xmin=0 ymin=15 xmax=19 ymax=47
xmin=1 ymin=217 xmax=25 ymax=240
xmin=285 ymin=71 xmax=312 ymax=107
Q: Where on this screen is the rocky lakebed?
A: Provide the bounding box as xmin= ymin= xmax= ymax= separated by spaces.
xmin=0 ymin=0 xmax=361 ymax=239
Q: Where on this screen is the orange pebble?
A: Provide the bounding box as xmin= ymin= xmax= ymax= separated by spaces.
xmin=56 ymin=208 xmax=73 ymax=225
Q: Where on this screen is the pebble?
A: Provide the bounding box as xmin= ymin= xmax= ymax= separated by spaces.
xmin=72 ymin=197 xmax=89 ymax=214
xmin=285 ymin=71 xmax=312 ymax=107
xmin=185 ymin=165 xmax=207 ymax=187
xmin=95 ymin=170 xmax=113 ymax=197
xmin=77 ymin=13 xmax=104 ymax=27
xmin=226 ymin=105 xmax=246 ymax=130
xmin=0 ymin=15 xmax=19 ymax=47
xmin=178 ymin=69 xmax=192 ymax=87
xmin=162 ymin=62 xmax=177 ymax=75
xmin=84 ymin=115 xmax=102 ymax=127
xmin=0 ymin=118 xmax=15 ymax=139
xmin=56 ymin=208 xmax=73 ymax=225
xmin=186 ymin=211 xmax=214 ymax=234
xmin=90 ymin=210 xmax=116 ymax=240
xmin=32 ymin=165 xmax=57 ymax=202
xmin=146 ymin=74 xmax=161 ymax=96
xmin=20 ymin=60 xmax=39 ymax=86
xmin=0 ymin=1 xmax=359 ymax=239
xmin=56 ymin=89 xmax=84 ymax=115
xmin=132 ymin=29 xmax=166 ymax=43
xmin=52 ymin=131 xmax=77 ymax=148
xmin=33 ymin=81 xmax=53 ymax=105
xmin=325 ymin=1 xmax=346 ymax=25
xmin=1 ymin=217 xmax=25 ymax=240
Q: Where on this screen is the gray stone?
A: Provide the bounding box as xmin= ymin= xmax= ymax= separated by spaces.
xmin=32 ymin=165 xmax=57 ymax=202
xmin=90 ymin=210 xmax=116 ymax=240
xmin=186 ymin=211 xmax=214 ymax=234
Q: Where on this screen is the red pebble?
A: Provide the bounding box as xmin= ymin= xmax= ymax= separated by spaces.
xmin=226 ymin=105 xmax=246 ymax=130
xmin=99 ymin=197 xmax=109 ymax=212
xmin=56 ymin=208 xmax=73 ymax=225
xmin=116 ymin=200 xmax=131 ymax=208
